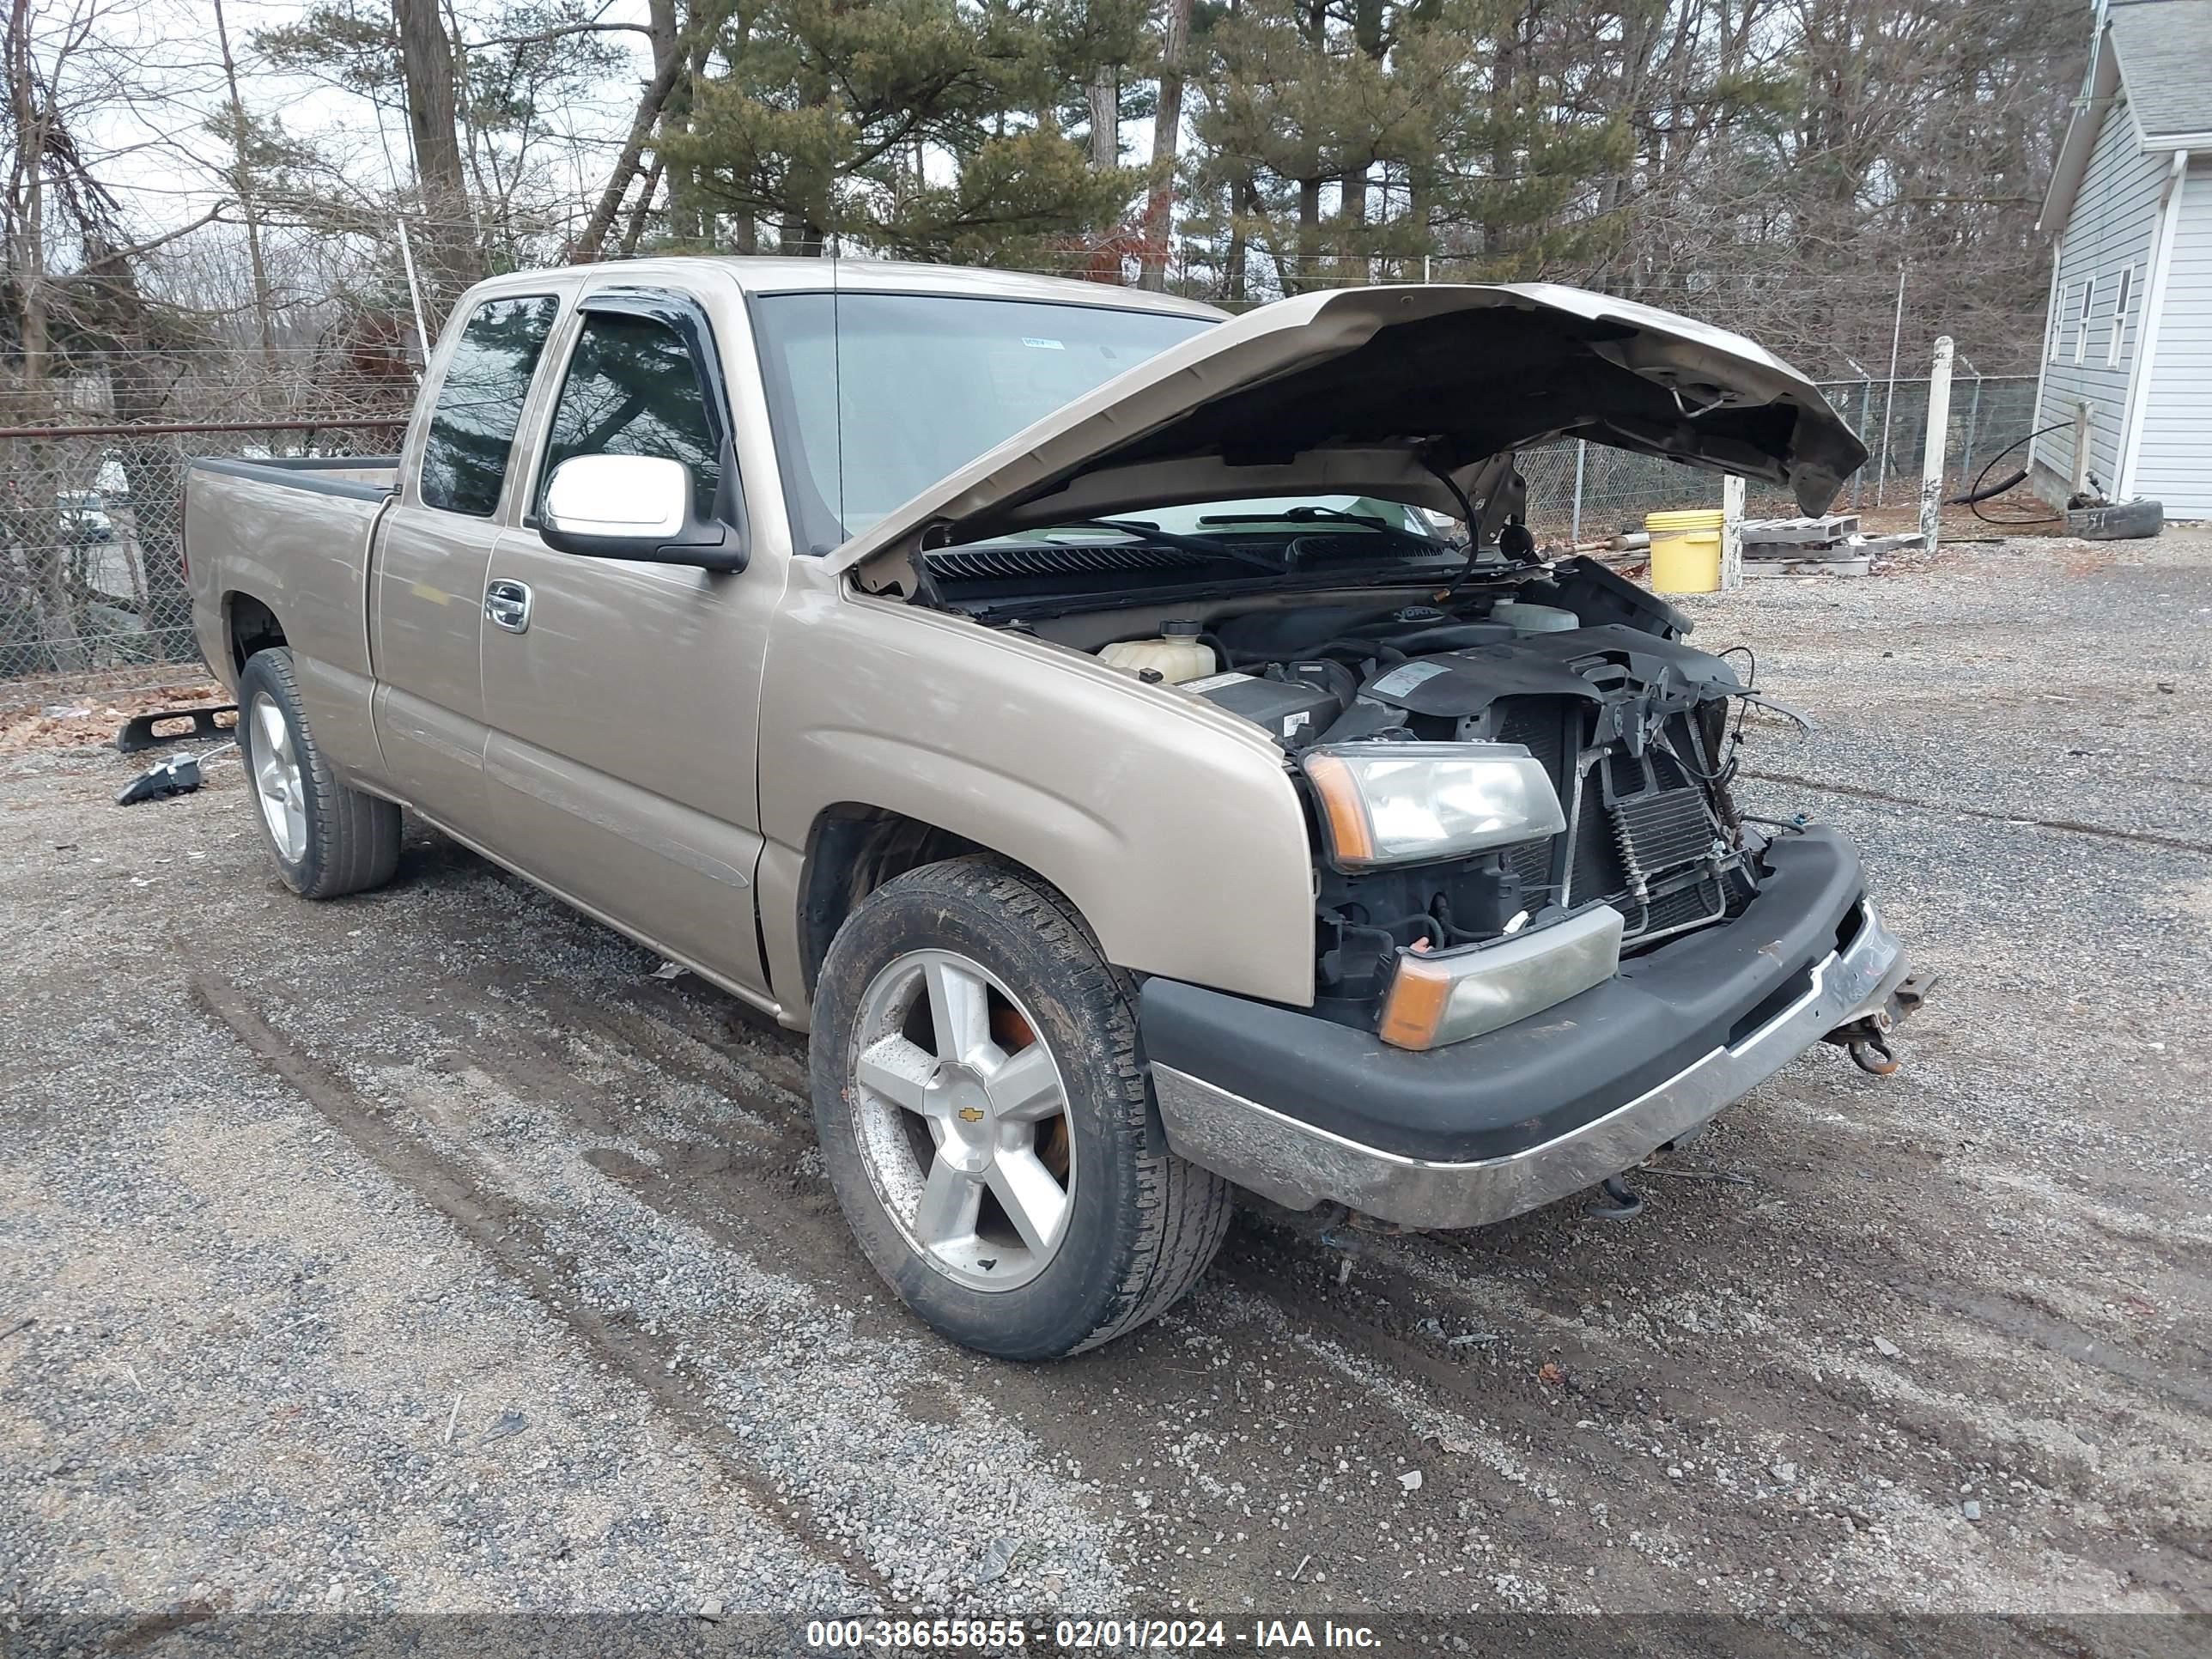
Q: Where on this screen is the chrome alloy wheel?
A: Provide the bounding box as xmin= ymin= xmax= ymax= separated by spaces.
xmin=847 ymin=949 xmax=1076 ymax=1291
xmin=248 ymin=691 xmax=307 ymax=862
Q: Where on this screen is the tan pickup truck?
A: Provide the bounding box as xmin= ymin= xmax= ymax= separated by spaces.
xmin=185 ymin=258 xmax=1924 ymax=1359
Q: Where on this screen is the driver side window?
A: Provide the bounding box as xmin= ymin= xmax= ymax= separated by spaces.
xmin=539 ymin=312 xmax=723 ymax=522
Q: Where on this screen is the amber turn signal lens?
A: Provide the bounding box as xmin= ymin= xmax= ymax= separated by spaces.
xmin=1301 ymin=751 xmax=1376 ymax=866
xmin=1377 ymin=954 xmax=1454 ymax=1049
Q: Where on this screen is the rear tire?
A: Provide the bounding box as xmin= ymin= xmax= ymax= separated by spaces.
xmin=237 ymin=647 xmax=401 ymax=899
xmin=810 ymin=856 xmax=1234 ymax=1359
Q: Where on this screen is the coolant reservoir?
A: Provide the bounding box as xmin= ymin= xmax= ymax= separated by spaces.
xmin=1099 ymin=620 xmax=1217 ymax=684
xmin=1490 ymin=601 xmax=1580 ymax=635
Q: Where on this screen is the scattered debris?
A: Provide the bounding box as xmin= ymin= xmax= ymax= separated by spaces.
xmin=1962 ymin=1500 xmax=1982 ymax=1521
xmin=1397 ymin=1469 xmax=1422 ymax=1492
xmin=1289 ymin=1553 xmax=1312 ymax=1583
xmin=977 ymin=1537 xmax=1018 ymax=1581
xmin=1872 ymin=1335 xmax=1903 ymax=1359
xmin=116 ymin=742 xmax=235 ymax=805
xmin=0 ymin=678 xmax=228 ymax=757
xmin=1740 ymin=514 xmax=1923 ymax=579
xmin=2067 ymin=499 xmax=2162 ymax=541
xmin=696 ymin=1596 xmax=725 ymax=1622
xmin=1771 ymin=1462 xmax=1798 ymax=1485
xmin=116 ymin=702 xmax=237 ymax=754
xmin=649 ymin=961 xmax=688 ymax=981
xmin=478 ymin=1410 xmax=527 ymax=1444
xmin=1538 ymin=1362 xmax=1567 ymax=1387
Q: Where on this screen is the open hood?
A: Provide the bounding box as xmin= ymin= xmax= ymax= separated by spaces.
xmin=830 ymin=282 xmax=1867 ymax=591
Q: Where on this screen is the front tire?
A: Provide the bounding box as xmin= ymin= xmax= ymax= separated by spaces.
xmin=810 ymin=857 xmax=1234 ymax=1359
xmin=237 ymin=647 xmax=401 ymax=899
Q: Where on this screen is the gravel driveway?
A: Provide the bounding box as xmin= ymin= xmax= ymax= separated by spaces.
xmin=3 ymin=532 xmax=2207 ymax=1642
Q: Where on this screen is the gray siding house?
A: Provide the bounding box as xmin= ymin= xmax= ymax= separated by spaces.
xmin=2033 ymin=0 xmax=2212 ymax=517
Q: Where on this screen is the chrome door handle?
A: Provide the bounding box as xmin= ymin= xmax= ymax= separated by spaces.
xmin=484 ymin=580 xmax=532 ymax=634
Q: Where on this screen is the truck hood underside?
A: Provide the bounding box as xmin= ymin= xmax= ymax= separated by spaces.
xmin=830 ymin=282 xmax=1867 ymax=591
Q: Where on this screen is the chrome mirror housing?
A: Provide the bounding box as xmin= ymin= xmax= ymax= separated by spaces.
xmin=544 ymin=454 xmax=688 ymax=539
xmin=538 ymin=453 xmax=745 ymax=571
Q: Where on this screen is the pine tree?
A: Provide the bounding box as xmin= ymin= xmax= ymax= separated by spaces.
xmin=662 ymin=0 xmax=1135 ymax=264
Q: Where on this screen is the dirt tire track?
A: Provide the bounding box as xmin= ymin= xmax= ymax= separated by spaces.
xmin=184 ymin=961 xmax=898 ymax=1606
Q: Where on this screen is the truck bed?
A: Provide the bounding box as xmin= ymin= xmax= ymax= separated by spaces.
xmin=184 ymin=454 xmax=403 ymax=775
xmin=190 ymin=454 xmax=401 ymax=501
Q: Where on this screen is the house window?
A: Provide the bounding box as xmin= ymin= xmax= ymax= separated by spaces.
xmin=2107 ymin=265 xmax=2136 ymax=367
xmin=2073 ymin=277 xmax=2094 ymax=364
xmin=2049 ymin=285 xmax=2069 ymax=362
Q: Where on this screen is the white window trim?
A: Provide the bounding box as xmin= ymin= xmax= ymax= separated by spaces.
xmin=2049 ymin=282 xmax=2070 ymax=362
xmin=2073 ymin=276 xmax=2094 ymax=364
xmin=2107 ymin=264 xmax=2136 ymax=367
xmin=2118 ymin=149 xmax=2191 ymax=498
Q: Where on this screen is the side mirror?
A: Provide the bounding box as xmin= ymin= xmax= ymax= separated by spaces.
xmin=539 ymin=453 xmax=747 ymax=571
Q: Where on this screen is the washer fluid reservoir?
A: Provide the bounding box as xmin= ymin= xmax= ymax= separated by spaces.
xmin=1099 ymin=620 xmax=1216 ymax=684
xmin=1490 ymin=601 xmax=1580 ymax=635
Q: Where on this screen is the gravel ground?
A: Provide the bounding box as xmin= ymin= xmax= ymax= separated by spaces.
xmin=2 ymin=531 xmax=2207 ymax=1644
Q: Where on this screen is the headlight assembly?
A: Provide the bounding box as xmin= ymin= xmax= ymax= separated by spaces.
xmin=1301 ymin=741 xmax=1566 ymax=870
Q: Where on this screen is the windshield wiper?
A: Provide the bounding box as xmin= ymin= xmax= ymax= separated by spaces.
xmin=1198 ymin=504 xmax=1455 ymax=557
xmin=1042 ymin=518 xmax=1287 ymax=575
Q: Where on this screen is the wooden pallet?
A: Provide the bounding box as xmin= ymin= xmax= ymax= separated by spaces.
xmin=1741 ymin=514 xmax=1861 ymax=550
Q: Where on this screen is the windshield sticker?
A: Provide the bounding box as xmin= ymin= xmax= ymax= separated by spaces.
xmin=1370 ymin=660 xmax=1449 ymax=697
xmin=1021 ymin=337 xmax=1065 ymax=350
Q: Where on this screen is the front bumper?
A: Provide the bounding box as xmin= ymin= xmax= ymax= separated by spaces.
xmin=1139 ymin=827 xmax=1917 ymax=1230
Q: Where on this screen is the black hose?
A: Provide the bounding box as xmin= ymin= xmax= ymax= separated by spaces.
xmin=1951 ymin=422 xmax=2071 ymax=526
xmin=1946 ymin=466 xmax=2027 ymax=507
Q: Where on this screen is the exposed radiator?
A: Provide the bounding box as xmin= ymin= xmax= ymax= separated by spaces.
xmin=1495 ymin=695 xmax=1730 ymax=943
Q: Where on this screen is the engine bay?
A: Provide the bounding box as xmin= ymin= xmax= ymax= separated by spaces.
xmin=1082 ymin=558 xmax=1765 ymax=1024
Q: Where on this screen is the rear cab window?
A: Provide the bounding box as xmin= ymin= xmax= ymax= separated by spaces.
xmin=419 ymin=295 xmax=561 ymax=516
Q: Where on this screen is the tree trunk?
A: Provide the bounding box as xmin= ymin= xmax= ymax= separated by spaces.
xmin=1138 ymin=0 xmax=1190 ymax=290
xmin=1293 ymin=176 xmax=1322 ymax=292
xmin=211 ymin=0 xmax=274 ymax=381
xmin=779 ymin=210 xmax=824 ymax=256
xmin=1225 ymin=173 xmax=1260 ymax=304
xmin=1337 ymin=0 xmax=1385 ymax=277
xmin=392 ymin=0 xmax=477 ymax=310
xmin=620 ymin=158 xmax=665 ymax=256
xmin=1088 ymin=63 xmax=1117 ymax=169
xmin=649 ymin=0 xmax=690 ymax=242
xmin=572 ymin=37 xmax=690 ymax=261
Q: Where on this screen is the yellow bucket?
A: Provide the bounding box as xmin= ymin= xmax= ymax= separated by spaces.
xmin=1646 ymin=507 xmax=1726 ymax=594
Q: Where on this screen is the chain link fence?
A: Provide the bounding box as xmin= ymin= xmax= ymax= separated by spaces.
xmin=0 ymin=418 xmax=404 ymax=691
xmin=1517 ymin=373 xmax=2040 ymax=546
xmin=0 ymin=326 xmax=2035 ymax=693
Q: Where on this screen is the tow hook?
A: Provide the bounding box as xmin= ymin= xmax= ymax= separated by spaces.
xmin=1850 ymin=1029 xmax=1900 ymax=1076
xmin=1585 ymin=1174 xmax=1645 ymax=1220
xmin=1824 ymin=970 xmax=1936 ymax=1078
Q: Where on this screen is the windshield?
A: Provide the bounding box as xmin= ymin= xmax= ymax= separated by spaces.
xmin=750 ymin=291 xmax=1214 ymax=555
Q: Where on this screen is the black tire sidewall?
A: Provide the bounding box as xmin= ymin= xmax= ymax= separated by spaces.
xmin=237 ymin=649 xmax=329 ymax=897
xmin=810 ymin=861 xmax=1155 ymax=1360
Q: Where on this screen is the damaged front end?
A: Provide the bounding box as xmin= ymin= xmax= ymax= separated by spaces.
xmin=819 ymin=276 xmax=1925 ymax=1231
xmin=1120 ymin=556 xmax=1932 ymax=1231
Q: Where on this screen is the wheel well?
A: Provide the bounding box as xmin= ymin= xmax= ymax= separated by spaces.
xmin=227 ymin=592 xmax=286 ymax=676
xmin=797 ymin=806 xmax=999 ymax=996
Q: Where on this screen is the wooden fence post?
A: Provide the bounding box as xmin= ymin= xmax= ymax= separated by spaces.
xmin=1720 ymin=475 xmax=1744 ymax=590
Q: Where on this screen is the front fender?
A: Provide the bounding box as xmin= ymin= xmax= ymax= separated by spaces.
xmin=757 ymin=568 xmax=1316 ymax=1013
